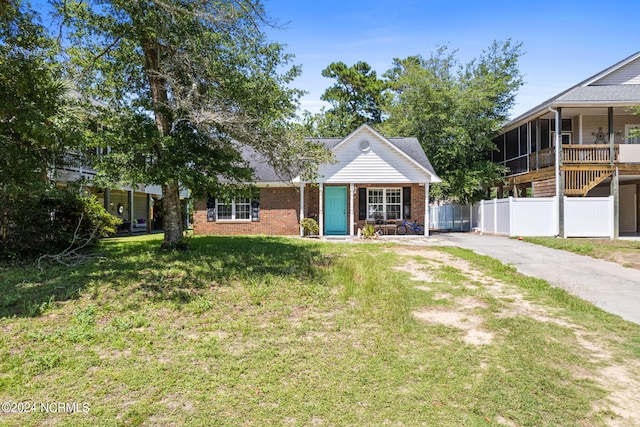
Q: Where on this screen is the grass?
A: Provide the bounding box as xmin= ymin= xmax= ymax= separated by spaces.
xmin=0 ymin=235 xmax=639 ymax=426
xmin=523 ymin=237 xmax=640 ymax=269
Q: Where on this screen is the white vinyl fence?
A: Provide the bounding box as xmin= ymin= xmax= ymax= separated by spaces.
xmin=475 ymin=196 xmax=614 ymax=238
xmin=564 ymin=197 xmax=615 ymax=238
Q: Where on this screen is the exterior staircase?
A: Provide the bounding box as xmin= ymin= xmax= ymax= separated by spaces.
xmin=562 ymin=167 xmax=613 ymax=196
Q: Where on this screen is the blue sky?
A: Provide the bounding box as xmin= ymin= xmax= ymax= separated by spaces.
xmin=263 ymin=0 xmax=639 ymax=119
xmin=30 ymin=0 xmax=639 ymax=120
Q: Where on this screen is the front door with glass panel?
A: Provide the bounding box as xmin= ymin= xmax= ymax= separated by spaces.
xmin=324 ymin=186 xmax=347 ymax=235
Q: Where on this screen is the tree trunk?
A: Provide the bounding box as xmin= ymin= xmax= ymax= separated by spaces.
xmin=161 ymin=181 xmax=183 ymax=248
xmin=141 ymin=37 xmax=183 ymax=248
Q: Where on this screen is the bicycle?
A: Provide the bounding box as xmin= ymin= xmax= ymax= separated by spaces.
xmin=396 ymin=219 xmax=424 ymax=235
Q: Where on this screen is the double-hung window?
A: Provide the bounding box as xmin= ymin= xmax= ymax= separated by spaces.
xmin=367 ymin=188 xmax=402 ymax=221
xmin=216 ymin=198 xmax=251 ymax=221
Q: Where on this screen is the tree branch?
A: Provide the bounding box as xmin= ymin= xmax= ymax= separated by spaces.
xmin=37 ymin=212 xmax=105 ymax=269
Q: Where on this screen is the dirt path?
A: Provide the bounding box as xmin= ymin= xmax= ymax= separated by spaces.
xmin=390 ymin=245 xmax=640 ymax=427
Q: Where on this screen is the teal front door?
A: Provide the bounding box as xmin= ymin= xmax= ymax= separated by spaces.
xmin=324 ymin=186 xmax=347 ymax=235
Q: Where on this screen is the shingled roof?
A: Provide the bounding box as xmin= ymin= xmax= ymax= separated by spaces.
xmin=506 ymin=51 xmax=640 ymax=127
xmin=246 ymin=135 xmax=438 ymax=183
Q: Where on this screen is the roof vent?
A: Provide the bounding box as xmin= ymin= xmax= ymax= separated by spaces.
xmin=358 ymin=139 xmax=371 ymax=152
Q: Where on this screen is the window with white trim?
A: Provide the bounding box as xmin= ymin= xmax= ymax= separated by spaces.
xmin=625 ymin=124 xmax=640 ymax=144
xmin=367 ymin=188 xmax=402 ymax=221
xmin=216 ymin=198 xmax=251 ymax=221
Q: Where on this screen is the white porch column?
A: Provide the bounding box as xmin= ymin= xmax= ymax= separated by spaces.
xmin=147 ymin=194 xmax=152 ymax=233
xmin=299 ymin=182 xmax=305 ymax=237
xmin=424 ymin=183 xmax=430 ymax=237
xmin=128 ymin=190 xmax=134 ymax=235
xmin=319 ymin=184 xmax=324 ymax=237
xmin=349 ymin=183 xmax=355 ymax=236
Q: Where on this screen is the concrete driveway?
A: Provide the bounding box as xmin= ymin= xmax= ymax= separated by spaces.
xmin=436 ymin=233 xmax=640 ymax=325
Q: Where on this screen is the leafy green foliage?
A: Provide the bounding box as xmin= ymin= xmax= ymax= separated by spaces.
xmin=0 ymin=2 xmax=62 ymax=217
xmin=300 ymin=217 xmax=319 ymax=236
xmin=321 ymin=61 xmax=387 ymax=123
xmin=0 ymin=1 xmax=98 ymax=257
xmin=382 ymin=42 xmax=523 ymax=203
xmin=361 ymin=223 xmax=377 ymax=238
xmin=306 ymin=42 xmax=523 ymax=203
xmin=0 ymin=189 xmax=120 ymax=260
xmin=303 ymin=61 xmax=388 ymax=137
xmin=55 ymin=0 xmax=332 ymax=247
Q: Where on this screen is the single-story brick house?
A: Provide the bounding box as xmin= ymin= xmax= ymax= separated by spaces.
xmin=193 ymin=124 xmax=441 ymax=236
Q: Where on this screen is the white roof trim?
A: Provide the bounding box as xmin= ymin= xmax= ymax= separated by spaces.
xmin=504 ymin=51 xmax=640 ymax=128
xmin=583 ymin=52 xmax=640 ymax=87
xmin=325 ymin=123 xmax=440 ymax=182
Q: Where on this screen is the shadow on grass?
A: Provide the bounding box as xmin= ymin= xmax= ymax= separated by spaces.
xmin=0 ymin=235 xmax=328 ymax=318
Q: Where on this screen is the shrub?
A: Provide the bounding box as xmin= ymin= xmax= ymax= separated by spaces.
xmin=0 ymin=188 xmax=121 ymax=260
xmin=361 ymin=223 xmax=377 ymax=239
xmin=300 ymin=217 xmax=319 ymax=236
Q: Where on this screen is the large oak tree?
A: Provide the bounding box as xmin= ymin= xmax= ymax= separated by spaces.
xmin=55 ymin=0 xmax=329 ymax=248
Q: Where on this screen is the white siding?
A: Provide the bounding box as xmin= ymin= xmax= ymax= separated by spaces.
xmin=133 ymin=193 xmax=149 ymax=222
xmin=578 ymin=115 xmax=640 ymax=145
xmin=318 ymin=128 xmax=432 ymax=183
xmin=592 ymin=58 xmax=640 ymax=85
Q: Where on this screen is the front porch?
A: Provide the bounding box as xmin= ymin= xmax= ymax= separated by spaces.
xmin=299 ymin=183 xmax=433 ymax=237
xmin=90 ymin=187 xmax=163 ymax=235
xmin=507 ymin=144 xmax=640 ymax=197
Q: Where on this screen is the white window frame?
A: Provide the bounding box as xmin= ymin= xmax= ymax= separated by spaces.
xmin=216 ymin=198 xmax=251 ymax=221
xmin=551 ymin=132 xmax=572 ymax=146
xmin=625 ymin=124 xmax=640 ymax=144
xmin=366 ymin=188 xmax=402 ymax=221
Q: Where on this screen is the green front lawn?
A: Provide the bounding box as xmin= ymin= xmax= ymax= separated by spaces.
xmin=523 ymin=237 xmax=640 ymax=269
xmin=1 ymin=235 xmax=638 ymax=426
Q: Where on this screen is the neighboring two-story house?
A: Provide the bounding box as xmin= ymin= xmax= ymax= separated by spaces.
xmin=55 ymin=149 xmax=168 ymax=234
xmin=491 ymin=51 xmax=640 ymax=235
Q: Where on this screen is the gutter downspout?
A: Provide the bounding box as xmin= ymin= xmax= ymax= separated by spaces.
xmin=548 ymin=106 xmax=564 ymax=237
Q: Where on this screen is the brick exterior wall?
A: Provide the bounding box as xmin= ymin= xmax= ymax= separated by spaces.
xmin=193 ymin=187 xmax=300 ymax=235
xmin=193 ymin=183 xmax=428 ymax=236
